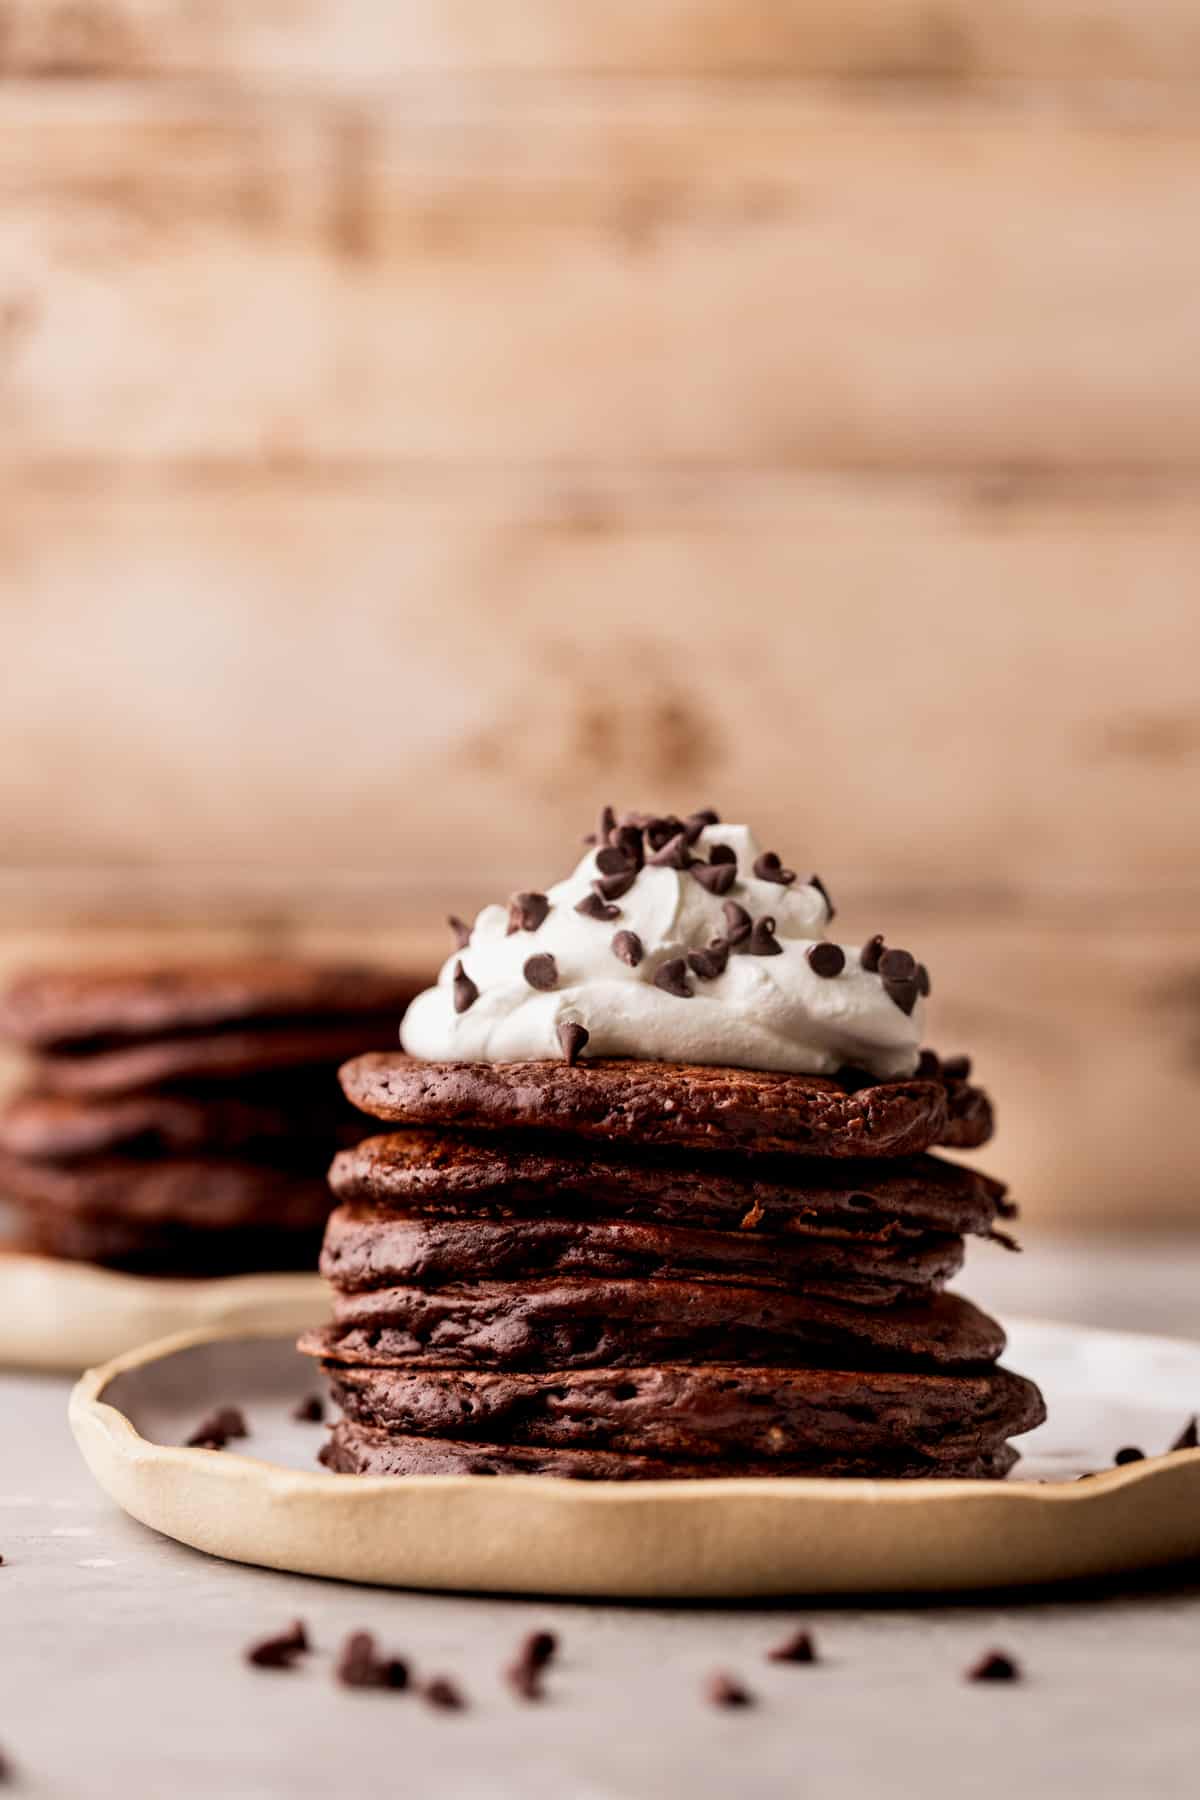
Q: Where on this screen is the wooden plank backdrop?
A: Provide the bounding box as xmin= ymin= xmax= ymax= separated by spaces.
xmin=0 ymin=3 xmax=1198 ymax=1227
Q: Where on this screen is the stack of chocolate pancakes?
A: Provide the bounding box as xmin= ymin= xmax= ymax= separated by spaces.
xmin=0 ymin=960 xmax=422 ymax=1276
xmin=305 ymin=1056 xmax=1044 ymax=1480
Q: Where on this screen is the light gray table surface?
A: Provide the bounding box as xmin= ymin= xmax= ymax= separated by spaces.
xmin=3 ymin=1235 xmax=1198 ymax=1800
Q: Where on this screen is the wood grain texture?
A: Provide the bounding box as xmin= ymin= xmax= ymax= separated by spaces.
xmin=2 ymin=86 xmax=1199 ymax=466
xmin=2 ymin=1 xmax=1200 ymax=79
xmin=1 ymin=470 xmax=1197 ymax=894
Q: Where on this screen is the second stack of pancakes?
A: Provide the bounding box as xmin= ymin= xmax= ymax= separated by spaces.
xmin=305 ymin=1052 xmax=1044 ymax=1479
xmin=0 ymin=960 xmax=422 ymax=1276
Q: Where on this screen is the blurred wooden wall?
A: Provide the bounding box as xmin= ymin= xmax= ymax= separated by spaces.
xmin=1 ymin=2 xmax=1199 ymax=1229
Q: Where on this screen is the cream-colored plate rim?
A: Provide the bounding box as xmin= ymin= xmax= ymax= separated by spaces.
xmin=69 ymin=1319 xmax=1200 ymax=1599
xmin=0 ymin=1250 xmax=327 ymax=1371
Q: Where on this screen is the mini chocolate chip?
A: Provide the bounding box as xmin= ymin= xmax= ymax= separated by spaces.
xmin=916 ymin=1049 xmax=941 ymax=1078
xmin=806 ymin=942 xmax=845 ymax=978
xmin=584 ymin=804 xmax=616 ymax=846
xmin=186 ymin=1405 xmax=248 ymax=1449
xmin=808 ymin=873 xmax=835 ymax=920
xmin=705 ymin=1672 xmax=753 ymax=1708
xmin=709 ymin=843 xmax=736 ymax=865
xmin=507 ymin=891 xmax=550 ymax=935
xmin=879 ymin=947 xmax=915 ymax=981
xmin=521 ymin=1631 xmax=557 ymax=1670
xmin=523 ymin=953 xmax=558 ymax=991
xmin=884 ymin=977 xmax=919 ymax=1016
xmin=767 ymin=1630 xmax=817 ymax=1665
xmin=644 ymin=815 xmax=686 ymax=852
xmin=610 ymin=824 xmax=645 ymax=869
xmin=653 ymin=957 xmax=693 ymax=998
xmin=688 ymin=941 xmax=730 ymax=981
xmin=507 ymin=1661 xmax=543 ymax=1701
xmin=753 ymin=851 xmax=795 ymax=886
xmin=424 ymin=1676 xmax=465 ymax=1711
xmin=1114 ymin=1446 xmax=1145 ymax=1465
xmin=1171 ymin=1416 xmax=1199 ymax=1451
xmin=247 ymin=1620 xmax=309 ymax=1669
xmin=335 ymin=1631 xmax=406 ymax=1690
xmin=685 ymin=807 xmax=720 ymax=839
xmin=916 ymin=963 xmax=931 ymax=996
xmin=576 ymin=892 xmax=620 ymax=921
xmin=448 ymin=914 xmax=471 ymax=950
xmin=452 ymin=961 xmax=479 ymax=1013
xmin=557 ymin=1021 xmax=589 ymax=1065
xmin=611 ymin=930 xmax=644 ymax=967
xmin=593 ymin=869 xmax=637 ymax=901
xmin=723 ymin=901 xmax=753 ymax=946
xmin=860 ymin=934 xmax=885 ymax=972
xmin=749 ymin=916 xmax=782 ymax=956
xmin=595 ymin=845 xmax=635 ymax=876
xmin=292 ymin=1395 xmax=324 ymax=1424
xmin=967 ymin=1651 xmax=1020 ymax=1683
xmin=648 ymin=833 xmax=693 ymax=871
xmin=689 ymin=859 xmax=736 ymax=895
xmin=941 ymin=1053 xmax=972 ymax=1081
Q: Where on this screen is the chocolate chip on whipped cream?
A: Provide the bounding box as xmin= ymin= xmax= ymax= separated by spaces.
xmin=575 ymin=892 xmax=621 ymax=922
xmin=448 ymin=915 xmax=472 ymax=950
xmin=506 ymin=892 xmax=550 ymax=936
xmin=806 ymin=942 xmax=845 ymax=978
xmin=451 ymin=961 xmax=478 ymax=1014
xmin=689 ymin=859 xmax=737 ymax=896
xmin=523 ymin=954 xmax=558 ymax=992
xmin=860 ymin=933 xmax=885 ymax=972
xmin=400 ymin=816 xmax=927 ymax=1077
xmin=753 ymin=851 xmax=795 ymax=886
xmin=809 ymin=874 xmax=836 ymax=921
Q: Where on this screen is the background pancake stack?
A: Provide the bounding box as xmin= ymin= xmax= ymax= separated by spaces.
xmin=0 ymin=961 xmax=421 ymax=1276
xmin=303 ymin=1052 xmax=1046 ymax=1479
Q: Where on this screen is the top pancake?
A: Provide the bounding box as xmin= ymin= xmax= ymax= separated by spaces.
xmin=339 ymin=1053 xmax=993 ymax=1160
xmin=0 ymin=958 xmax=423 ymax=1051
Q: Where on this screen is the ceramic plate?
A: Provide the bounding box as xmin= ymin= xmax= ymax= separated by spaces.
xmin=69 ymin=1317 xmax=1200 ymax=1598
xmin=0 ymin=1248 xmax=327 ymax=1371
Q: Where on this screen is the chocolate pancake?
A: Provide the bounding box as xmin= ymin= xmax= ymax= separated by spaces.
xmin=323 ymin=1360 xmax=1045 ymax=1465
xmin=0 ymin=1149 xmax=332 ymax=1234
xmin=320 ymin=1204 xmax=964 ymax=1302
xmin=34 ymin=1020 xmax=408 ymax=1098
xmin=339 ymin=1054 xmax=991 ymax=1159
xmin=8 ymin=1206 xmax=323 ymax=1276
xmin=330 ymin=1131 xmax=1010 ymax=1239
xmin=305 ymin=1281 xmax=1005 ymax=1372
xmin=319 ymin=1420 xmax=1021 ymax=1481
xmin=0 ymin=959 xmax=421 ymax=1051
xmin=0 ymin=1081 xmax=359 ymax=1163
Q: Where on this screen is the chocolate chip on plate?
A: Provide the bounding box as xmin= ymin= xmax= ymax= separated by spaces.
xmin=292 ymin=1395 xmax=324 ymax=1424
xmin=423 ymin=1676 xmax=465 ymax=1710
xmin=186 ymin=1406 xmax=248 ymax=1450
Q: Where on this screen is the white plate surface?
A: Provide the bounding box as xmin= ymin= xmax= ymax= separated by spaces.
xmin=69 ymin=1316 xmax=1200 ymax=1599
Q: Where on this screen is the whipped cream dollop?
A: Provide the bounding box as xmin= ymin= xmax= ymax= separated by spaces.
xmin=402 ymin=817 xmax=927 ymax=1078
